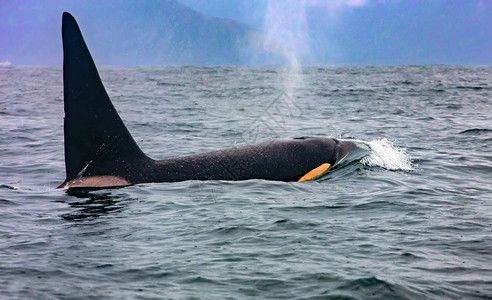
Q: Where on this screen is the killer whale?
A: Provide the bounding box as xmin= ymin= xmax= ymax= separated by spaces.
xmin=58 ymin=12 xmax=355 ymax=189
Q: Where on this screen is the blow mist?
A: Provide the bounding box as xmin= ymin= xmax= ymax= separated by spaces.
xmin=261 ymin=0 xmax=311 ymax=97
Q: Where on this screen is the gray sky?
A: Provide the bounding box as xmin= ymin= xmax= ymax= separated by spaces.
xmin=1 ymin=0 xmax=490 ymax=66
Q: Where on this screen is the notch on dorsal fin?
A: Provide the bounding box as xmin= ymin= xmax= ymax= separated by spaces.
xmin=59 ymin=12 xmax=148 ymax=187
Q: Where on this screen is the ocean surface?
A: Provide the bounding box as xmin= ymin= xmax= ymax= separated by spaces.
xmin=1 ymin=65 xmax=491 ymax=299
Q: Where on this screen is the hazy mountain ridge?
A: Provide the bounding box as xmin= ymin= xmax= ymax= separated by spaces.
xmin=0 ymin=0 xmax=278 ymax=66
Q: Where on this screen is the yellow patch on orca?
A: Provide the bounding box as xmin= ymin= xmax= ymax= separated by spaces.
xmin=298 ymin=163 xmax=331 ymax=182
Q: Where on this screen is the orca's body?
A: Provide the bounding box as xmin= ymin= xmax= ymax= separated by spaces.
xmin=58 ymin=12 xmax=355 ymax=189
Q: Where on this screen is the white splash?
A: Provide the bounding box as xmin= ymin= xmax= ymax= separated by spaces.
xmin=0 ymin=61 xmax=12 ymax=67
xmin=360 ymin=138 xmax=414 ymax=171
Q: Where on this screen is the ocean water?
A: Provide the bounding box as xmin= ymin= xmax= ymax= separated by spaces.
xmin=0 ymin=65 xmax=491 ymax=299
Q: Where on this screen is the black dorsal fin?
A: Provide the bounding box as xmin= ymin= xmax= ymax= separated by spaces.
xmin=61 ymin=12 xmax=148 ymax=185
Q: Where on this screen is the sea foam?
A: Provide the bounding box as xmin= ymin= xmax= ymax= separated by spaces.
xmin=357 ymin=138 xmax=414 ymax=171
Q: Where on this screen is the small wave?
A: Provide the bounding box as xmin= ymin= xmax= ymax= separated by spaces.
xmin=0 ymin=184 xmax=21 ymax=190
xmin=330 ymin=276 xmax=419 ymax=300
xmin=456 ymin=85 xmax=486 ymax=90
xmin=213 ymin=225 xmax=257 ymax=236
xmin=459 ymin=128 xmax=492 ymax=135
xmin=156 ymin=81 xmax=185 ymax=87
xmin=357 ymin=138 xmax=414 ymax=171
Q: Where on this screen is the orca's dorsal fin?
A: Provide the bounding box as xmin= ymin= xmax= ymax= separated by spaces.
xmin=60 ymin=12 xmax=148 ymax=186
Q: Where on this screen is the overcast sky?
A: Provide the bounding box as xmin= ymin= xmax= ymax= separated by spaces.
xmin=176 ymin=0 xmax=492 ymax=65
xmin=1 ymin=0 xmax=490 ymax=66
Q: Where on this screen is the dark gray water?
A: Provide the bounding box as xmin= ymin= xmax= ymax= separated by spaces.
xmin=1 ymin=65 xmax=491 ymax=299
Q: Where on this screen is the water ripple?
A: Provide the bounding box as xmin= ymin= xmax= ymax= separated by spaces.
xmin=1 ymin=66 xmax=491 ymax=299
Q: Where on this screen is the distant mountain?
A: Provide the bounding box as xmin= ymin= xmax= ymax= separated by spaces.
xmin=0 ymin=0 xmax=281 ymax=66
